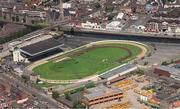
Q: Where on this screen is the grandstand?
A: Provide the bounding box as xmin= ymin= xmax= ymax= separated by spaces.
xmin=99 ymin=64 xmax=138 ymax=84
xmin=13 ymin=38 xmax=64 ymax=62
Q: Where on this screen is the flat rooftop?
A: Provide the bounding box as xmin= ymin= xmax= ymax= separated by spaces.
xmin=84 ymin=85 xmax=122 ymax=100
xmin=99 ymin=64 xmax=137 ymax=79
xmin=20 ymin=38 xmax=63 ymax=57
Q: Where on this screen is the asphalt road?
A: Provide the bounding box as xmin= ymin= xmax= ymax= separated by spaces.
xmin=0 ymin=73 xmax=65 ymax=109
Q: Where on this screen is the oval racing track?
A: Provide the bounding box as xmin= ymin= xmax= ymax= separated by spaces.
xmin=27 ymin=40 xmax=149 ymax=84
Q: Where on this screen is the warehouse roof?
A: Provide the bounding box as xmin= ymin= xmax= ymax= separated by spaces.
xmin=20 ymin=38 xmax=63 ymax=56
xmin=84 ymin=85 xmax=122 ymax=100
xmin=99 ymin=64 xmax=137 ymax=79
xmin=157 ymin=66 xmax=180 ymax=76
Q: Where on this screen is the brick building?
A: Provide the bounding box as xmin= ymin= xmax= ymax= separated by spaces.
xmin=82 ymin=85 xmax=123 ymax=106
xmin=154 ymin=66 xmax=180 ymax=81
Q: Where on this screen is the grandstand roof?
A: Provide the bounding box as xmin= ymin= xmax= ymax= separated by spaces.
xmin=20 ymin=38 xmax=63 ymax=57
xmin=99 ymin=64 xmax=137 ymax=79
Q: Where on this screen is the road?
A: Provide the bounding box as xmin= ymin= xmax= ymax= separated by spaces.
xmin=0 ymin=73 xmax=67 ymax=109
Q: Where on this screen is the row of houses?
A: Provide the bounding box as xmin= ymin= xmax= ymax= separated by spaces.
xmin=144 ymin=21 xmax=180 ymax=34
xmin=68 ymin=11 xmax=128 ymax=31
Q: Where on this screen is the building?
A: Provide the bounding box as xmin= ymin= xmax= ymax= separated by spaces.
xmin=63 ymin=3 xmax=71 ymax=9
xmin=13 ymin=48 xmax=27 ymax=62
xmin=164 ymin=0 xmax=180 ymax=8
xmin=116 ymin=12 xmax=125 ymax=20
xmin=81 ymin=21 xmax=101 ymax=29
xmin=82 ymin=85 xmax=123 ymax=106
xmin=99 ymin=64 xmax=137 ymax=85
xmin=135 ymin=0 xmax=147 ymax=13
xmin=170 ymin=100 xmax=180 ymax=109
xmin=13 ymin=38 xmax=64 ymax=62
xmin=144 ymin=22 xmax=159 ymax=33
xmin=145 ymin=1 xmax=159 ymax=13
xmin=154 ymin=66 xmax=180 ymax=81
xmin=106 ymin=21 xmax=123 ymax=31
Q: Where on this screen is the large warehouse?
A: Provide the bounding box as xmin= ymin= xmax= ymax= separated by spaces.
xmin=13 ymin=38 xmax=64 ymax=62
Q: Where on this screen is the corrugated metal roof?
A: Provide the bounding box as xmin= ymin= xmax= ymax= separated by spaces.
xmin=99 ymin=64 xmax=137 ymax=79
xmin=20 ymin=38 xmax=63 ymax=56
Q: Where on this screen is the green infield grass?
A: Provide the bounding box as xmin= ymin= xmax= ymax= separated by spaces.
xmin=33 ymin=43 xmax=142 ymax=80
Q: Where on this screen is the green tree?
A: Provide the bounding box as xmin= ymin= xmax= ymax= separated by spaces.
xmin=70 ymin=27 xmax=74 ymax=35
xmin=3 ymin=15 xmax=6 ymax=20
xmin=73 ymin=101 xmax=86 ymax=108
xmin=64 ymin=92 xmax=71 ymax=101
xmin=22 ymin=17 xmax=26 ymax=23
xmin=63 ymin=0 xmax=70 ymax=3
xmin=52 ymin=91 xmax=59 ymax=99
xmin=95 ymin=3 xmax=101 ymax=9
xmin=105 ymin=5 xmax=114 ymax=12
xmin=31 ymin=20 xmax=35 ymax=24
xmin=12 ymin=16 xmax=15 ymax=21
xmin=161 ymin=61 xmax=169 ymax=65
xmin=16 ymin=16 xmax=19 ymax=22
xmin=137 ymin=69 xmax=145 ymax=75
xmin=108 ymin=14 xmax=115 ymax=20
xmin=21 ymin=75 xmax=30 ymax=83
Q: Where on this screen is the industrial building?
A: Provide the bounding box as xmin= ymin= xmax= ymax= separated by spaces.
xmin=99 ymin=64 xmax=138 ymax=85
xmin=13 ymin=38 xmax=64 ymax=62
xmin=82 ymin=85 xmax=123 ymax=106
xmin=154 ymin=66 xmax=180 ymax=81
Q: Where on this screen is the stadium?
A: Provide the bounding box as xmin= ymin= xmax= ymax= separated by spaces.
xmin=28 ymin=40 xmax=148 ymax=83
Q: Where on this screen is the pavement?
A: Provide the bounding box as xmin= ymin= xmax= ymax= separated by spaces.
xmin=141 ymin=42 xmax=180 ymax=66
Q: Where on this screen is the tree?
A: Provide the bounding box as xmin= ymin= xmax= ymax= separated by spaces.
xmin=162 ymin=0 xmax=176 ymax=6
xmin=108 ymin=14 xmax=114 ymax=20
xmin=52 ymin=91 xmax=59 ymax=99
xmin=70 ymin=27 xmax=74 ymax=35
xmin=21 ymin=75 xmax=30 ymax=83
xmin=137 ymin=69 xmax=145 ymax=75
xmin=16 ymin=16 xmax=19 ymax=22
xmin=64 ymin=92 xmax=71 ymax=101
xmin=105 ymin=5 xmax=114 ymax=12
xmin=73 ymin=101 xmax=86 ymax=108
xmin=63 ymin=0 xmax=70 ymax=3
xmin=3 ymin=15 xmax=6 ymax=20
xmin=161 ymin=61 xmax=168 ymax=65
xmin=12 ymin=16 xmax=15 ymax=21
xmin=31 ymin=20 xmax=35 ymax=24
xmin=95 ymin=3 xmax=101 ymax=9
xmin=36 ymin=78 xmax=41 ymax=83
xmin=161 ymin=0 xmax=166 ymax=6
xmin=144 ymin=61 xmax=148 ymax=66
xmin=22 ymin=17 xmax=26 ymax=23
